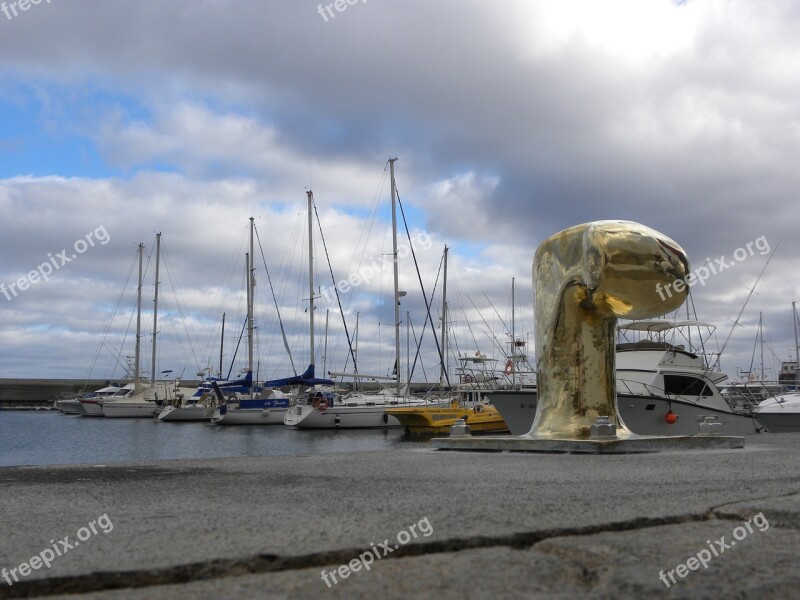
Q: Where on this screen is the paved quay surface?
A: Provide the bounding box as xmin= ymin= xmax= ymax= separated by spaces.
xmin=2 ymin=433 xmax=800 ymax=598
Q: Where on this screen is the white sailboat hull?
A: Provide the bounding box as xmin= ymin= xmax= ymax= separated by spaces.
xmin=211 ymin=407 xmax=288 ymax=425
xmin=284 ymin=404 xmax=403 ymax=429
xmin=157 ymin=404 xmax=213 ymax=422
xmin=78 ymin=399 xmax=106 ymax=417
xmin=102 ymin=401 xmax=159 ymax=418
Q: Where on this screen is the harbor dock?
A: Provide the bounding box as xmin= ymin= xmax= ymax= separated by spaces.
xmin=2 ymin=433 xmax=799 ymax=598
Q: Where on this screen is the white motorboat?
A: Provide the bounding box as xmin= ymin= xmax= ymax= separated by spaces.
xmin=490 ymin=320 xmax=766 ymax=436
xmin=753 ymin=393 xmax=800 ymax=432
xmin=103 ymin=380 xmax=197 ymax=418
xmin=76 ymin=383 xmax=136 ymax=416
xmin=614 ymin=320 xmax=765 ymax=435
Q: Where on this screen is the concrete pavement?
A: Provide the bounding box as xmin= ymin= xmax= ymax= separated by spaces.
xmin=2 ymin=433 xmax=799 ymax=598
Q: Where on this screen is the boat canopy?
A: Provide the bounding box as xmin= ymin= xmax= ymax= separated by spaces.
xmin=618 ymin=320 xmax=716 ymax=333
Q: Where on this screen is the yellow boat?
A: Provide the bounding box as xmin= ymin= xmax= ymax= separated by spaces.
xmin=385 ymin=397 xmax=509 ymax=435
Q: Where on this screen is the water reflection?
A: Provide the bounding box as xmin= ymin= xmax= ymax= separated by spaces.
xmin=0 ymin=412 xmax=429 ymax=467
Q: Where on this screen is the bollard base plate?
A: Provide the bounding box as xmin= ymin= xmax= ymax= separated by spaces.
xmin=431 ymin=435 xmax=745 ymax=454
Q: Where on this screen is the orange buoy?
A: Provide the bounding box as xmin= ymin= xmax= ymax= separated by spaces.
xmin=664 ymin=411 xmax=678 ymax=424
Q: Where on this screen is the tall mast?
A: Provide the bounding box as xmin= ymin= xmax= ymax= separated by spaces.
xmin=759 ymin=312 xmax=764 ymax=381
xmin=134 ymin=243 xmax=144 ymax=395
xmin=389 ymin=158 xmax=402 ymax=395
xmin=511 ymin=276 xmax=516 ymax=387
xmin=219 ymin=312 xmax=226 ymax=378
xmin=248 ymin=218 xmax=256 ymax=387
xmin=354 ymin=311 xmax=360 ymax=391
xmin=151 ymin=233 xmax=161 ymax=385
xmin=439 ymin=245 xmax=449 ymax=387
xmin=407 ymin=310 xmax=411 ymax=389
xmin=794 ymin=302 xmax=799 ymax=385
xmin=323 ymin=308 xmax=329 ymax=378
xmin=307 ymin=191 xmax=316 ymax=371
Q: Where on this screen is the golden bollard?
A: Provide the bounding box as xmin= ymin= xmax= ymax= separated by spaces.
xmin=528 ymin=221 xmax=689 ymax=439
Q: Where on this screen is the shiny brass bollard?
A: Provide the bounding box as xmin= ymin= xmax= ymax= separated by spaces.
xmin=528 ymin=221 xmax=689 ymax=439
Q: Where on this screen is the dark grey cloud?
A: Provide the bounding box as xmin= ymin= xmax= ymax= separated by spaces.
xmin=1 ymin=0 xmax=798 ymax=379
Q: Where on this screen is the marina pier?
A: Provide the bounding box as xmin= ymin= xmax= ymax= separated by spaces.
xmin=2 ymin=434 xmax=799 ymax=597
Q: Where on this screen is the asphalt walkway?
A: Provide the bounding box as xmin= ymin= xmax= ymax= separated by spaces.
xmin=2 ymin=433 xmax=799 ymax=598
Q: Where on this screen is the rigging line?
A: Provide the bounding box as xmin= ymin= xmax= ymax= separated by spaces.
xmin=466 ymin=295 xmax=510 ymax=358
xmin=227 ymin=316 xmax=248 ymax=380
xmin=407 ymin=251 xmax=444 ymax=384
xmin=395 ymin=191 xmax=450 ymax=386
xmin=484 ymin=291 xmax=510 ymax=337
xmin=713 ymin=240 xmax=781 ymax=371
xmin=451 ymin=270 xmax=482 ymax=354
xmin=254 ymin=223 xmax=297 ymax=376
xmin=160 ymin=244 xmax=202 ymax=375
xmin=407 ymin=313 xmax=430 ymax=384
xmin=82 ymin=246 xmax=139 ymax=388
xmin=312 ymin=197 xmax=358 ymax=375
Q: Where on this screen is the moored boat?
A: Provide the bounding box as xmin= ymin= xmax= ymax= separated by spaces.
xmin=490 ymin=320 xmax=766 ymax=436
xmin=386 ymin=392 xmax=508 ymax=435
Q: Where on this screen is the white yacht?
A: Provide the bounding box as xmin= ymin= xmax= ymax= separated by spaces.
xmin=103 ymin=380 xmax=197 ymax=418
xmin=614 ymin=320 xmax=764 ymax=435
xmin=754 ymin=393 xmax=800 ymax=432
xmin=490 ymin=320 xmax=766 ymax=436
xmin=76 ymin=383 xmax=135 ymax=416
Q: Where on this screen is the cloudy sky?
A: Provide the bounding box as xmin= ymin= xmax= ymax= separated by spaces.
xmin=1 ymin=0 xmax=798 ymax=386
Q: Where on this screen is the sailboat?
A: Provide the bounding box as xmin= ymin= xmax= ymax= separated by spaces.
xmin=103 ymin=234 xmax=196 ymax=418
xmin=286 ymin=161 xmax=434 ymax=430
xmin=211 ymin=217 xmax=302 ymax=425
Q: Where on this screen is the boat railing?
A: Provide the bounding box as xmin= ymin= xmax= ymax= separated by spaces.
xmin=724 ymin=381 xmax=790 ymax=405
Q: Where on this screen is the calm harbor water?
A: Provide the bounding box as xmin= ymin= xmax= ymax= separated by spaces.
xmin=0 ymin=411 xmax=428 ymax=467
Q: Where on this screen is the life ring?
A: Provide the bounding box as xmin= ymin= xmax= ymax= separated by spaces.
xmin=227 ymin=395 xmax=237 ymax=403
xmin=504 ymin=359 xmax=513 ymax=375
xmin=318 ymin=400 xmax=328 ymax=411
xmin=312 ymin=397 xmax=321 ymax=409
xmin=462 ymin=374 xmax=474 ymax=384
